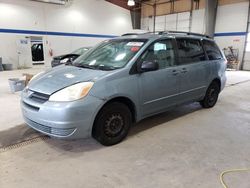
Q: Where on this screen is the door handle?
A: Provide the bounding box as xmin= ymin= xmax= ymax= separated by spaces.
xmin=172 ymin=70 xmax=179 ymax=75
xmin=180 ymin=68 xmax=187 ymax=73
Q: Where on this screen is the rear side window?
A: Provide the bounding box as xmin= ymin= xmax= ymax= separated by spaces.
xmin=203 ymin=40 xmax=223 ymax=60
xmin=176 ymin=38 xmax=206 ymax=64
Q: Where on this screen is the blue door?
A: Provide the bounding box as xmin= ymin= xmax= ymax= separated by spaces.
xmin=137 ymin=39 xmax=180 ymax=117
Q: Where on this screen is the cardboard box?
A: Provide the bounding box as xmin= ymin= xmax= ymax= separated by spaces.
xmin=22 ymin=73 xmax=34 ymax=86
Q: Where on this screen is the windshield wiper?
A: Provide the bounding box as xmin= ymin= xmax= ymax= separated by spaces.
xmin=97 ymin=65 xmax=118 ymax=71
xmin=74 ymin=64 xmax=95 ymax=69
xmin=74 ymin=63 xmax=118 ymax=71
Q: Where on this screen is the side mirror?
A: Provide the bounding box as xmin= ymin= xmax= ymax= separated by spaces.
xmin=138 ymin=61 xmax=159 ymax=73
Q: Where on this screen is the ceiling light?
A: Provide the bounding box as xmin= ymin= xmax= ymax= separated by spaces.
xmin=127 ymin=0 xmax=135 ymax=6
xmin=30 ymin=0 xmax=67 ymax=5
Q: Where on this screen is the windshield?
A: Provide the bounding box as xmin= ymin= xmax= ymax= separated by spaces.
xmin=73 ymin=39 xmax=146 ymax=70
xmin=72 ymin=47 xmax=90 ymax=55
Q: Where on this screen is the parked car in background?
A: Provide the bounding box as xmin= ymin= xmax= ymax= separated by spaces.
xmin=21 ymin=31 xmax=227 ymax=146
xmin=51 ymin=47 xmax=91 ymax=67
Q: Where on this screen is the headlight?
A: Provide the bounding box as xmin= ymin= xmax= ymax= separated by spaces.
xmin=30 ymin=71 xmax=45 ymax=82
xmin=49 ymin=82 xmax=94 ymax=102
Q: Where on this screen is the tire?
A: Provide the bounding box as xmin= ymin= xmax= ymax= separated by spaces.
xmin=92 ymin=102 xmax=132 ymax=146
xmin=200 ymin=82 xmax=220 ymax=108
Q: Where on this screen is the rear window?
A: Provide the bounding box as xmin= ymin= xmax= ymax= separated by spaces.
xmin=202 ymin=40 xmax=223 ymax=60
xmin=176 ymin=38 xmax=206 ymax=64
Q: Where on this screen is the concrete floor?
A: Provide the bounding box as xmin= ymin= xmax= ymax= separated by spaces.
xmin=0 ymin=71 xmax=250 ymax=188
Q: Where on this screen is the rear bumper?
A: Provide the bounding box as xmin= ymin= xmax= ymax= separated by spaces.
xmin=21 ymin=92 xmax=104 ymax=139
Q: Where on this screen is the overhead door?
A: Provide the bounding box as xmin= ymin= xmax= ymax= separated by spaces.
xmin=141 ymin=11 xmax=191 ymax=32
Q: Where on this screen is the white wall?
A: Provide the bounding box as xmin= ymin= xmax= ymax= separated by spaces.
xmin=0 ymin=0 xmax=133 ymax=68
xmin=214 ymin=2 xmax=249 ymax=68
xmin=191 ymin=9 xmax=205 ymax=34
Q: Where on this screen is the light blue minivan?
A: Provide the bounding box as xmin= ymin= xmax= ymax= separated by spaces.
xmin=21 ymin=32 xmax=227 ymax=146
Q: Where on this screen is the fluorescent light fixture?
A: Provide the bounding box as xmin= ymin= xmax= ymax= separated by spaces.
xmin=30 ymin=0 xmax=67 ymax=5
xmin=127 ymin=0 xmax=135 ymax=6
xmin=68 ymin=10 xmax=84 ymax=22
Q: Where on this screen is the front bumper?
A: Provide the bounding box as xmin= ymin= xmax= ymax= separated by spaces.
xmin=21 ymin=91 xmax=104 ymax=139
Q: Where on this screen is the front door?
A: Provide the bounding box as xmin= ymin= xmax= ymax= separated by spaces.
xmin=137 ymin=39 xmax=180 ymax=117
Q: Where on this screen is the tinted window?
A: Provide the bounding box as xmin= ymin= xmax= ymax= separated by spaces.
xmin=140 ymin=40 xmax=175 ymax=69
xmin=176 ymin=39 xmax=206 ymax=64
xmin=203 ymin=40 xmax=223 ymax=60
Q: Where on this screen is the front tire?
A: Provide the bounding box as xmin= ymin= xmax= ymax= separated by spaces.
xmin=92 ymin=102 xmax=132 ymax=146
xmin=200 ymin=82 xmax=220 ymax=108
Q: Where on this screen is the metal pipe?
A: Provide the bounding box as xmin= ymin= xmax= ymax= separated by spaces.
xmin=241 ymin=0 xmax=250 ymax=70
xmin=205 ymin=0 xmax=218 ymax=37
xmin=153 ymin=1 xmax=156 ymax=32
xmin=189 ymin=0 xmax=194 ymax=32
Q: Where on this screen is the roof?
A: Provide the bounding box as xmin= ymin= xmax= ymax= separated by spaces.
xmin=116 ymin=31 xmax=213 ymax=41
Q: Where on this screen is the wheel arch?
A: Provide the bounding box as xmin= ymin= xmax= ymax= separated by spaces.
xmin=91 ymin=96 xmax=137 ymax=135
xmin=211 ymin=78 xmax=221 ymax=91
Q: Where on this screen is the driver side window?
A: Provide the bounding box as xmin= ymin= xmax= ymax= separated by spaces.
xmin=140 ymin=40 xmax=175 ymax=69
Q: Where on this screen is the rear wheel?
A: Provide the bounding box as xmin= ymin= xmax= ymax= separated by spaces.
xmin=92 ymin=102 xmax=132 ymax=146
xmin=200 ymin=82 xmax=220 ymax=108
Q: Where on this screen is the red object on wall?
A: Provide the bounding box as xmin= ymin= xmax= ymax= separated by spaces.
xmin=49 ymin=49 xmax=53 ymax=57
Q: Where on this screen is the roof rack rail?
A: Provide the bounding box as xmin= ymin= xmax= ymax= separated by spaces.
xmin=121 ymin=32 xmax=155 ymax=36
xmin=159 ymin=31 xmax=211 ymax=38
xmin=121 ymin=33 xmax=140 ymax=36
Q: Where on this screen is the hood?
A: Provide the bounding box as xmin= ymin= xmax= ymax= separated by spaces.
xmin=53 ymin=54 xmax=79 ymax=60
xmin=29 ymin=65 xmax=110 ymax=95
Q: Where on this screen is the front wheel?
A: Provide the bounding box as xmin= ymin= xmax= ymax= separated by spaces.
xmin=92 ymin=102 xmax=132 ymax=146
xmin=200 ymin=82 xmax=220 ymax=108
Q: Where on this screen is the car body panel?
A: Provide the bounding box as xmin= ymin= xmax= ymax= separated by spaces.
xmin=29 ymin=65 xmax=110 ymax=95
xmin=138 ymin=67 xmax=180 ymax=117
xmin=177 ymin=61 xmax=210 ymax=104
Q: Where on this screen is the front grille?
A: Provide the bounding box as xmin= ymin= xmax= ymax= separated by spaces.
xmin=29 ymin=91 xmax=50 ymax=103
xmin=25 ymin=117 xmax=76 ymax=137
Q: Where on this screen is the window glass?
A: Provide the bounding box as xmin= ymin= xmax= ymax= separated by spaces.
xmin=203 ymin=40 xmax=223 ymax=60
xmin=140 ymin=40 xmax=175 ymax=69
xmin=176 ymin=39 xmax=206 ymax=64
xmin=74 ymin=40 xmax=146 ymax=70
xmin=72 ymin=47 xmax=90 ymax=55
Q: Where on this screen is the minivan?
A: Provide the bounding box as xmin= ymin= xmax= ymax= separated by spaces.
xmin=21 ymin=31 xmax=227 ymax=146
